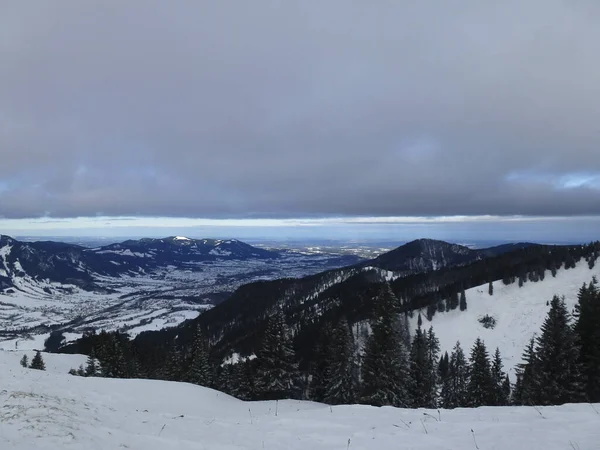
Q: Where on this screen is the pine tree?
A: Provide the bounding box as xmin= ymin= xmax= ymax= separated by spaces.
xmin=440 ymin=341 xmax=468 ymax=408
xmin=459 ymin=288 xmax=467 ymax=311
xmin=29 ymin=351 xmax=46 ymax=371
xmin=85 ymin=350 xmax=99 ymax=377
xmin=488 ymin=281 xmax=493 ymax=296
xmin=425 ymin=326 xmax=440 ymax=406
xmin=255 ymin=308 xmax=301 ymax=400
xmin=502 ymin=374 xmax=511 ymax=404
xmin=408 ymin=326 xmax=438 ymax=407
xmin=77 ymin=364 xmax=86 ymax=376
xmin=574 ymin=281 xmax=600 ymax=401
xmin=361 ymin=285 xmax=410 ymax=407
xmin=20 ymin=354 xmax=28 ymax=368
xmin=467 ymin=338 xmax=493 ymax=407
xmin=534 ymin=295 xmax=583 ymax=405
xmin=438 ymin=352 xmax=449 ymax=380
xmin=166 ymin=344 xmax=184 ymax=381
xmin=513 ymin=337 xmax=539 ymax=405
xmin=490 ymin=348 xmax=508 ymax=405
xmin=309 ymin=324 xmax=332 ymax=402
xmin=323 ymin=318 xmax=358 ymax=405
xmin=187 ymin=326 xmax=212 ymax=387
xmin=449 ymin=291 xmax=459 ymax=310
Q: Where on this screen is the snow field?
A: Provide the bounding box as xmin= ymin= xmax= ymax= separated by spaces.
xmin=410 ymin=260 xmax=599 ymax=374
xmin=1 ymin=350 xmax=599 ymax=449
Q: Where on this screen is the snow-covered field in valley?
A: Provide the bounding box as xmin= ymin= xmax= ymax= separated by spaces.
xmin=410 ymin=260 xmax=599 ymax=375
xmin=1 ymin=351 xmax=599 ymax=450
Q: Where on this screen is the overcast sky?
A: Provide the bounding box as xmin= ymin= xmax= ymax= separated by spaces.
xmin=1 ymin=2 xmax=600 ymax=240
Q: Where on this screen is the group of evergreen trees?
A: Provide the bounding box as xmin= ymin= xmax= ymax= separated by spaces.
xmin=20 ymin=350 xmax=46 ymax=371
xmin=513 ymin=278 xmax=600 ymax=405
xmin=242 ymin=284 xmax=511 ymax=408
xmin=59 ymin=273 xmax=600 ymax=411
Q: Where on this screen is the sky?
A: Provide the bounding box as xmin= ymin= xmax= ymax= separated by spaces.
xmin=1 ymin=2 xmax=600 ymax=242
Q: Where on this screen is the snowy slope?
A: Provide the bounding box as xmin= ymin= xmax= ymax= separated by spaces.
xmin=1 ymin=350 xmax=599 ymax=449
xmin=410 ymin=259 xmax=599 ymax=375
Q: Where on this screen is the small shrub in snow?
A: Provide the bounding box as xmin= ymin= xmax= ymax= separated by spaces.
xmin=478 ymin=314 xmax=496 ymax=329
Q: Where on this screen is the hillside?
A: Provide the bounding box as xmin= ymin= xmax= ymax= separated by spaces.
xmin=0 ymin=350 xmax=598 ymax=449
xmin=125 ymin=241 xmax=594 ymax=368
xmin=410 ymin=260 xmax=599 ymax=374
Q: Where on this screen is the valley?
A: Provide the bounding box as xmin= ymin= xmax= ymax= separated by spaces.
xmin=0 ymin=235 xmax=363 ymax=349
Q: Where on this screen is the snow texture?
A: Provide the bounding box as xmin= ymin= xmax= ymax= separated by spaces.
xmin=0 ymin=350 xmax=598 ymax=449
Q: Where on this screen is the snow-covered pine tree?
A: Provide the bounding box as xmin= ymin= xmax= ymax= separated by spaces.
xmin=29 ymin=350 xmax=46 ymax=371
xmin=440 ymin=341 xmax=468 ymax=408
xmin=574 ymin=280 xmax=600 ymax=402
xmin=534 ymin=295 xmax=583 ymax=405
xmin=187 ymin=326 xmax=212 ymax=387
xmin=490 ymin=347 xmax=508 ymax=405
xmin=361 ymin=284 xmax=410 ymax=407
xmin=323 ymin=317 xmax=358 ymax=405
xmin=255 ymin=307 xmax=301 ymax=400
xmin=20 ymin=354 xmax=28 ymax=368
xmin=467 ymin=338 xmax=493 ymax=407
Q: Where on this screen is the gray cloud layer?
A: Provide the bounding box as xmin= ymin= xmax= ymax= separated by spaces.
xmin=2 ymin=1 xmax=600 ymax=219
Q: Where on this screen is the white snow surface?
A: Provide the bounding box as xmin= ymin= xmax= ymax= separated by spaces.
xmin=1 ymin=350 xmax=599 ymax=449
xmin=410 ymin=259 xmax=599 ymax=375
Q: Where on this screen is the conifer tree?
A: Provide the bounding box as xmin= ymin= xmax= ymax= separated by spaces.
xmin=85 ymin=350 xmax=98 ymax=377
xmin=408 ymin=326 xmax=438 ymax=407
xmin=534 ymin=295 xmax=582 ymax=405
xmin=467 ymin=338 xmax=493 ymax=407
xmin=187 ymin=326 xmax=212 ymax=387
xmin=309 ymin=324 xmax=332 ymax=402
xmin=438 ymin=352 xmax=449 ymax=380
xmin=490 ymin=348 xmax=508 ymax=405
xmin=20 ymin=354 xmax=28 ymax=368
xmin=449 ymin=291 xmax=459 ymax=310
xmin=324 ymin=318 xmax=358 ymax=405
xmin=513 ymin=337 xmax=539 ymax=405
xmin=440 ymin=341 xmax=468 ymax=408
xmin=488 ymin=281 xmax=493 ymax=296
xmin=77 ymin=364 xmax=86 ymax=377
xmin=362 ymin=285 xmax=411 ymax=407
xmin=30 ymin=351 xmax=46 ymax=371
xmin=459 ymin=288 xmax=467 ymax=311
xmin=362 ymin=283 xmax=408 ymax=406
xmin=255 ymin=308 xmax=301 ymax=400
xmin=574 ymin=281 xmax=600 ymax=401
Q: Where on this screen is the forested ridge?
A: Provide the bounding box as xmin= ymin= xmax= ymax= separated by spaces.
xmin=59 ymin=240 xmax=600 ymax=408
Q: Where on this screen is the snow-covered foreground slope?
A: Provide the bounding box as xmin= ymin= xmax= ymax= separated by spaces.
xmin=410 ymin=260 xmax=599 ymax=375
xmin=1 ymin=351 xmax=599 ymax=449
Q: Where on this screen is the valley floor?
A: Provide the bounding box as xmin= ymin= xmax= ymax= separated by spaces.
xmin=1 ymin=351 xmax=598 ymax=449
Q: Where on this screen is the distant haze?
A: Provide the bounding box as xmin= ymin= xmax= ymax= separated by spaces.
xmin=1 ymin=2 xmax=599 ymax=240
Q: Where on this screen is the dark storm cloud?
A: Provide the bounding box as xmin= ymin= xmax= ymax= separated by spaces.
xmin=2 ymin=1 xmax=600 ymax=219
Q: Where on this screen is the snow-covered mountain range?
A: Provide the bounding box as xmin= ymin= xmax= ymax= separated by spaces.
xmin=0 ymin=235 xmax=362 ymax=349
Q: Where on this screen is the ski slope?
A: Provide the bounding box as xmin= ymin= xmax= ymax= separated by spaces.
xmin=0 ymin=350 xmax=599 ymax=449
xmin=410 ymin=259 xmax=599 ymax=375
